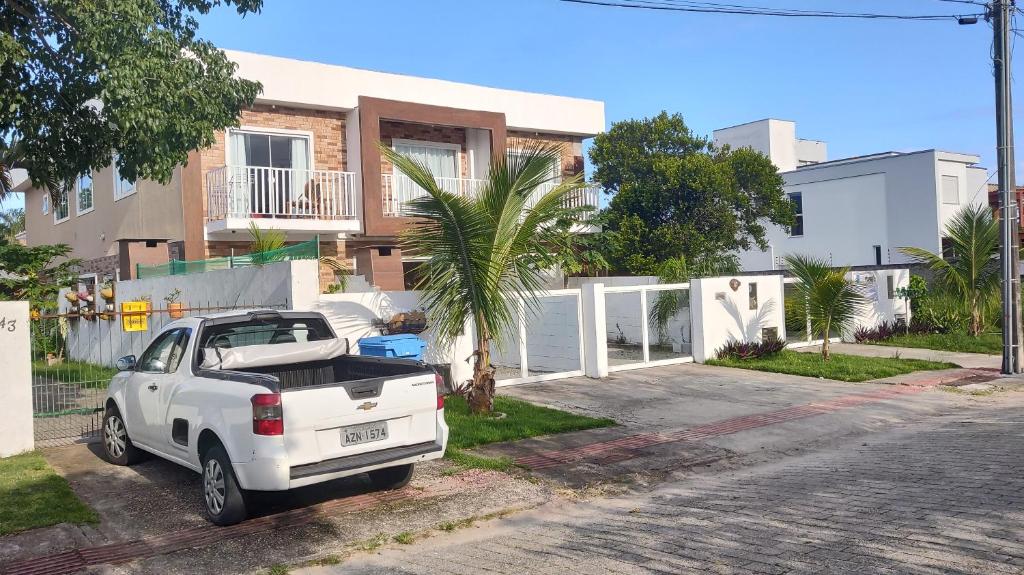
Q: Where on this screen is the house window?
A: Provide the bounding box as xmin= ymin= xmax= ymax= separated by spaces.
xmin=53 ymin=186 xmax=69 ymax=223
xmin=941 ymin=175 xmax=960 ymax=205
xmin=941 ymin=237 xmax=955 ymax=261
xmin=749 ymin=282 xmax=758 ymax=310
xmin=873 ymin=245 xmax=882 ymax=266
xmin=77 ymin=173 xmax=94 ymax=215
xmin=789 ymin=192 xmax=804 ymax=236
xmin=392 ymin=140 xmax=458 ymax=179
xmin=113 ymin=154 xmax=136 ymax=200
xmin=229 ymin=130 xmax=311 ymax=171
xmin=509 ymin=148 xmax=561 ymax=183
xmin=41 ymin=193 xmax=50 ymax=215
xmin=886 ymin=275 xmax=895 ymax=300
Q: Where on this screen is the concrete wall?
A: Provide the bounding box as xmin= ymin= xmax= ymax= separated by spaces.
xmin=690 ymin=275 xmax=786 ymax=362
xmin=227 ymin=50 xmax=605 ymax=137
xmin=713 ymin=119 xmax=826 ymax=172
xmin=306 ymin=291 xmax=476 ymax=386
xmin=24 ymin=165 xmax=185 ymax=263
xmin=845 ymin=269 xmax=911 ymax=338
xmin=61 ymin=260 xmax=317 ymax=366
xmin=737 ymin=150 xmax=988 ymax=271
xmin=0 ymin=301 xmax=33 ymax=457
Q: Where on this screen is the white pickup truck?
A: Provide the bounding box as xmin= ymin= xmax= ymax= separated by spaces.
xmin=102 ymin=310 xmax=448 ymax=525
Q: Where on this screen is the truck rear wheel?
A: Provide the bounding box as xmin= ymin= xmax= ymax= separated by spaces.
xmin=368 ymin=463 xmax=414 ymax=491
xmin=201 ymin=445 xmax=248 ymax=526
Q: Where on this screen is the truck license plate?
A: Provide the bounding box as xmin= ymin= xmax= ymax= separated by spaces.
xmin=341 ymin=421 xmax=389 ymax=447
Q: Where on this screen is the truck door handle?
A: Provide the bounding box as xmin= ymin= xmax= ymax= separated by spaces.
xmin=148 ymin=384 xmax=158 ymax=391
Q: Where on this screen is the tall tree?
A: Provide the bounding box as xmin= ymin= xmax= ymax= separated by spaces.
xmin=590 ymin=112 xmax=794 ymax=274
xmin=0 ymin=242 xmax=79 ymax=311
xmin=0 ymin=0 xmax=262 ymax=200
xmin=0 ymin=207 xmax=24 ymax=242
xmin=899 ymin=204 xmax=999 ymax=336
xmin=386 ymin=143 xmax=590 ymax=414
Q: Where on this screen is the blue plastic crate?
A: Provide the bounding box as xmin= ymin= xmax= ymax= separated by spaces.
xmin=358 ymin=334 xmax=427 ymax=361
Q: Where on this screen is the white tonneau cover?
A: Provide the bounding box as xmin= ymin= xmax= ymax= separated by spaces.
xmin=200 ymin=339 xmax=349 ymax=370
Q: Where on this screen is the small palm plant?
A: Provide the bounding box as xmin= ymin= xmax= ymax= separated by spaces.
xmin=384 ymin=142 xmax=591 ymax=414
xmin=785 ymin=254 xmax=867 ymax=360
xmin=247 ymin=222 xmax=286 ymax=266
xmin=899 ymin=203 xmax=999 ymax=337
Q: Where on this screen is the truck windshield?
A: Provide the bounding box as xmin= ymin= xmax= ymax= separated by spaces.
xmin=199 ymin=317 xmax=333 ymax=349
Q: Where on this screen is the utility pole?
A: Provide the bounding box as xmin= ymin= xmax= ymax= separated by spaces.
xmin=991 ymin=0 xmax=1022 ymax=374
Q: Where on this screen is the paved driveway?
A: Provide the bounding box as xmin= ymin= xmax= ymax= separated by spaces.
xmin=306 ymin=394 xmax=1024 ymax=575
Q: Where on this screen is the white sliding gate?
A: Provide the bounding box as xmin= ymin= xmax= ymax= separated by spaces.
xmin=493 ymin=289 xmax=586 ymax=387
xmin=603 ymin=283 xmax=694 ymax=372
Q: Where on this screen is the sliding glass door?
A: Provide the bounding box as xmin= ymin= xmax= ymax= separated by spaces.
xmin=229 ymin=131 xmax=311 ymax=216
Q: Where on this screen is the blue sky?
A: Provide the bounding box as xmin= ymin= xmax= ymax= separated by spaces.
xmin=5 ymin=0 xmax=1017 ymax=210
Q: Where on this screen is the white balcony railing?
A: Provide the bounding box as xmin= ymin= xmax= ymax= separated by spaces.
xmin=381 ymin=174 xmax=486 ymax=216
xmin=207 ymin=166 xmax=357 ymax=221
xmin=381 ymin=173 xmax=601 ymax=218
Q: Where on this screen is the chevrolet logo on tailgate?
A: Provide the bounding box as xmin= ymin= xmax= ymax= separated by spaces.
xmin=356 ymin=401 xmax=378 ymax=411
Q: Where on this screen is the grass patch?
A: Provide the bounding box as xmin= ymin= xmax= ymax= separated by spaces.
xmin=441 ymin=395 xmax=615 ymax=473
xmin=32 ymin=360 xmax=118 ymax=388
xmin=444 ymin=396 xmax=615 ymax=450
xmin=263 ymin=565 xmax=290 ymax=575
xmin=707 ymin=350 xmax=958 ymax=382
xmin=393 ymin=531 xmax=415 ymax=544
xmin=866 ymin=332 xmax=1002 ymax=355
xmin=0 ymin=451 xmax=98 ymax=536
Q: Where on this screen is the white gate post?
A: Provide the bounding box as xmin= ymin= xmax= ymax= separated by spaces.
xmin=582 ymin=283 xmax=608 ymax=378
xmin=0 ymin=301 xmax=33 ymax=457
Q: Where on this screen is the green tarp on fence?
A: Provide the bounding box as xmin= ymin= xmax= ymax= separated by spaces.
xmin=136 ymin=237 xmax=320 ymax=279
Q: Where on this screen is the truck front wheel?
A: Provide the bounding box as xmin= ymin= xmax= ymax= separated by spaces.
xmin=368 ymin=463 xmax=414 ymax=491
xmin=201 ymin=445 xmax=248 ymax=526
xmin=102 ymin=407 xmax=145 ymax=465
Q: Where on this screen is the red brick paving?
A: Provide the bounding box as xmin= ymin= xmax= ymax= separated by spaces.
xmin=514 ymin=370 xmax=999 ymax=470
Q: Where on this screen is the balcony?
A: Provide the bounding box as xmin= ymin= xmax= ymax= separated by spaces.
xmin=381 ymin=173 xmax=601 ymax=222
xmin=206 ymin=166 xmax=360 ymax=235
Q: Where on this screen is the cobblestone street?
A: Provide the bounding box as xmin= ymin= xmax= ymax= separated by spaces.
xmin=317 ymin=395 xmax=1024 ymax=575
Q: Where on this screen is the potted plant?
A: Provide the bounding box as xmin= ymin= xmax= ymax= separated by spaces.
xmin=165 ymin=288 xmax=184 ymax=319
xmin=100 ymin=281 xmax=114 ymax=300
xmin=64 ymin=291 xmax=78 ymax=303
xmin=140 ymin=295 xmax=153 ymax=318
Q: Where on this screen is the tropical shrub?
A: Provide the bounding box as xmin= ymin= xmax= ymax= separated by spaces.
xmin=899 ymin=204 xmax=999 ymax=336
xmin=716 ymin=336 xmax=786 ymax=360
xmin=785 ymin=254 xmax=868 ymax=360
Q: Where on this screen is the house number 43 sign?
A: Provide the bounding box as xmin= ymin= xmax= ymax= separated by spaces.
xmin=0 ymin=317 xmax=18 ymax=332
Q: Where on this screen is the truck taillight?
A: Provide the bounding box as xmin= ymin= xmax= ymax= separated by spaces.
xmin=435 ymin=373 xmax=445 ymax=410
xmin=251 ymin=393 xmax=283 ymax=435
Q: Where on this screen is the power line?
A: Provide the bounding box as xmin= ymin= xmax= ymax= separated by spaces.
xmin=558 ymin=0 xmax=985 ymax=21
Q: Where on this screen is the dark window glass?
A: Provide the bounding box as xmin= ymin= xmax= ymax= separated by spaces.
xmin=789 ymin=193 xmax=804 ymax=236
xmin=873 ymin=245 xmax=882 ymax=266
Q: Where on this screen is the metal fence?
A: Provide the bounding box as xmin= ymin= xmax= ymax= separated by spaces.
xmin=30 ymin=299 xmax=285 ymax=446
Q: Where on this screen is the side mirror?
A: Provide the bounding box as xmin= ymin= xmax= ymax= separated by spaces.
xmin=116 ymin=355 xmax=137 ymax=372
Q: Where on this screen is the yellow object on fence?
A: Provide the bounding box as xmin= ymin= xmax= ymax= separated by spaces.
xmin=121 ymin=301 xmax=149 ymax=332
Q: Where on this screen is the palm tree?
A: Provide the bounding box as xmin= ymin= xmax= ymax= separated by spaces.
xmin=1 ymin=137 xmax=61 ymax=205
xmin=785 ymin=254 xmax=867 ymax=360
xmin=0 ymin=208 xmax=25 ymax=243
xmin=899 ymin=204 xmax=999 ymax=336
xmin=384 ymin=142 xmax=591 ymax=414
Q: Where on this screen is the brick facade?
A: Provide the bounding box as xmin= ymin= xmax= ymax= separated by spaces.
xmin=508 ymin=131 xmax=585 ymax=178
xmin=196 ymin=104 xmax=348 ymax=257
xmin=379 ymin=121 xmax=469 ymax=178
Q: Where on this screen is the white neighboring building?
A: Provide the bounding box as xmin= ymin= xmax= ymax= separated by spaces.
xmin=713 ymin=119 xmax=988 ymax=271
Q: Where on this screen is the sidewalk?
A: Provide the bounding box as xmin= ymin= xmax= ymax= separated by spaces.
xmin=793 ymin=341 xmax=1000 ymax=369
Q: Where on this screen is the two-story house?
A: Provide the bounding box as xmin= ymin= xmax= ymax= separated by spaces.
xmin=16 ymin=50 xmax=605 ymax=290
xmin=713 ymin=119 xmax=989 ymax=270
